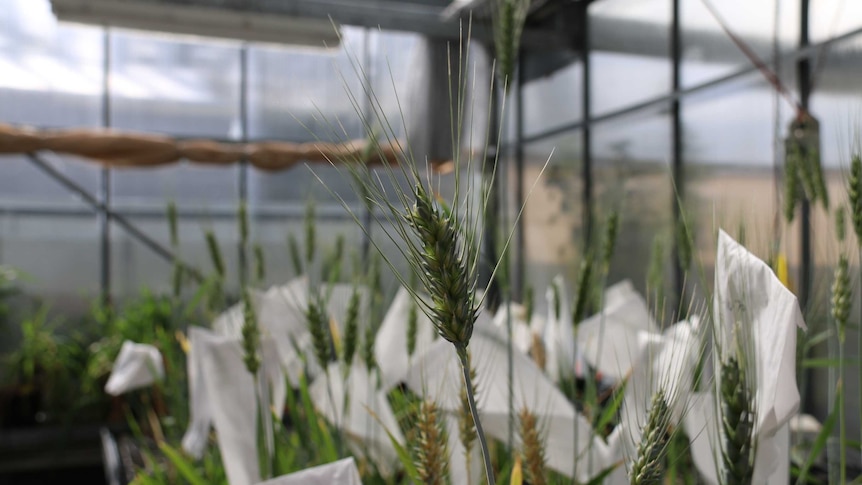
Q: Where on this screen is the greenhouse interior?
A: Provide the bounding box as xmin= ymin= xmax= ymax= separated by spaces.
xmin=1 ymin=0 xmax=861 ymax=483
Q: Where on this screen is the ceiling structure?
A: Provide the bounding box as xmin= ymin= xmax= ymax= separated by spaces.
xmin=50 ymin=0 xmax=849 ymax=87
xmin=50 ymin=0 xmax=589 ymax=80
xmin=51 ymin=0 xmax=582 ymax=48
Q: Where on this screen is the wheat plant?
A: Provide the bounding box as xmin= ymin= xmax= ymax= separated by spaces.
xmin=630 ymin=389 xmax=671 ymax=485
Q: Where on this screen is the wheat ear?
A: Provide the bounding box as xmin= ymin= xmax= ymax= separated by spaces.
xmin=720 ymin=355 xmax=755 ymax=485
xmin=414 ymin=400 xmax=450 ymax=485
xmin=519 ymin=408 xmax=547 ymax=485
xmin=630 ymin=389 xmax=671 ymax=485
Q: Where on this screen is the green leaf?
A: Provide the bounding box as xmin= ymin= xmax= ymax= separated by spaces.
xmin=361 ymin=399 xmax=420 ymax=484
xmin=594 ymin=379 xmax=627 ymax=433
xmin=794 ymin=384 xmax=839 ymax=485
xmin=585 ymin=461 xmax=621 ymax=485
xmin=297 ymin=371 xmax=339 ymax=463
xmin=802 ymin=358 xmax=860 ymax=368
xmin=802 ymin=329 xmax=833 ymax=350
xmin=130 ymin=472 xmax=163 ymax=485
xmin=159 ymin=441 xmax=208 ymax=485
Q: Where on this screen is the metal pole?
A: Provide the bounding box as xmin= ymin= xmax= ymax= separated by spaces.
xmin=100 ymin=26 xmax=112 ymax=306
xmin=798 ymin=0 xmax=811 ymax=311
xmin=515 ymin=52 xmax=525 ymax=298
xmin=361 ymin=28 xmax=373 ymax=260
xmin=581 ymin=2 xmax=593 ymax=247
xmin=671 ymin=0 xmax=683 ymax=312
xmin=26 ymin=153 xmax=204 ymax=282
xmin=239 ymin=45 xmax=249 ymax=287
xmin=482 ymin=47 xmax=502 ymax=312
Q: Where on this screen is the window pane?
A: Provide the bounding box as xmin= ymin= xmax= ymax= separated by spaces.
xmin=111 ymin=214 xmax=239 ymax=300
xmin=0 ymin=0 xmax=104 ymax=127
xmin=109 ymin=29 xmax=241 ymax=137
xmin=811 ymin=0 xmax=862 ymax=43
xmin=248 ymin=27 xmax=366 ymax=142
xmin=593 ymin=108 xmax=673 ymax=301
xmin=681 ymin=0 xmax=800 ymax=87
xmin=522 ymin=132 xmax=584 ymax=292
xmin=683 ymin=71 xmax=797 ymax=290
xmin=590 ymin=0 xmax=670 ymax=115
xmin=1 ymin=213 xmax=99 ymax=314
xmin=521 ymin=60 xmax=583 ymax=138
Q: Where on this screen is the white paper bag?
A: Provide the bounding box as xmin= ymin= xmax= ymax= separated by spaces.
xmin=104 ymin=340 xmax=164 ymax=396
xmin=685 ymin=230 xmax=806 ymax=484
xmin=309 ymin=362 xmax=405 ymax=475
xmin=180 ymin=326 xmax=286 ymax=485
xmin=576 ymin=279 xmax=658 ymax=382
xmin=374 ymin=287 xmax=437 ymax=390
xmin=255 ymin=457 xmax=361 ymax=485
xmin=404 ymin=325 xmax=613 ymax=482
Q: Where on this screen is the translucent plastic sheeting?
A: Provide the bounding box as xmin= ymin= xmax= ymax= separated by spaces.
xmin=684 ymin=230 xmax=805 ymax=484
xmin=255 ymin=457 xmax=362 ymax=485
xmin=310 ymin=362 xmax=405 ymax=477
xmin=104 ymin=340 xmax=164 ymax=396
xmin=576 ymin=279 xmax=659 ymax=382
xmin=181 ymin=326 xmax=286 ymax=485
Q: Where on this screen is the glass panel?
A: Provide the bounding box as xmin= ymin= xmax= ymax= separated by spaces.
xmin=808 ymin=32 xmax=862 ymax=435
xmin=112 ymin=165 xmax=238 ymax=207
xmin=248 ymin=26 xmax=365 ymax=246
xmin=0 ymin=1 xmax=104 ymax=206
xmin=111 ymin=214 xmax=240 ymax=300
xmin=0 ymin=213 xmax=99 ymax=315
xmin=681 ymin=0 xmax=800 ymax=87
xmin=811 ymin=33 xmax=862 ymax=171
xmin=590 ymin=0 xmax=670 ymax=115
xmin=0 ymin=0 xmax=104 ymax=127
xmin=369 ymin=29 xmax=421 ymax=139
xmin=109 ymin=29 xmax=241 ymax=137
xmin=811 ymin=0 xmax=862 ymax=43
xmin=109 ymin=29 xmax=241 ymax=211
xmin=248 ymin=27 xmax=366 ymax=142
xmin=521 ymin=131 xmax=584 ymax=293
xmin=521 ymin=60 xmax=583 ymax=138
xmin=592 ymin=108 xmax=673 ymax=303
xmin=682 ymin=71 xmax=798 ymax=295
xmin=109 ymin=209 xmax=365 ymax=302
xmin=0 ymin=154 xmax=101 ymax=204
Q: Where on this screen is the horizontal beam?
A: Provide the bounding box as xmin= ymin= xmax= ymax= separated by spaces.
xmin=132 ymin=0 xmax=571 ymax=48
xmin=518 ymin=22 xmax=862 ymax=145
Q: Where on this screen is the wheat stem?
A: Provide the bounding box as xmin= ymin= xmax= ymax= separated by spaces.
xmin=459 ymin=354 xmax=478 ymax=485
xmin=858 ymin=246 xmax=861 ymax=464
xmin=839 ymin=336 xmax=847 ymax=484
xmin=457 ymin=345 xmax=495 ymax=485
xmin=832 ymin=253 xmax=850 ymax=483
